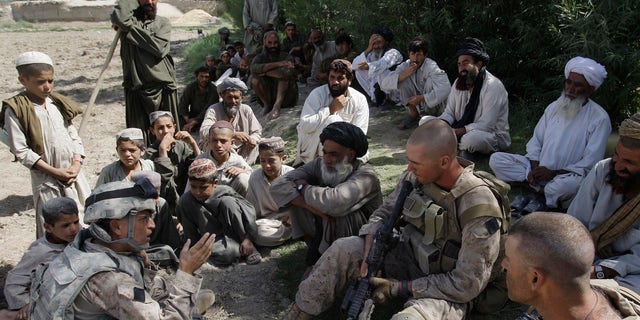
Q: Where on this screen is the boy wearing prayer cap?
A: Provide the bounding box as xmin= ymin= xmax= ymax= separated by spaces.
xmin=195 ymin=121 xmax=253 ymax=196
xmin=271 ymin=122 xmax=382 ymax=265
xmin=178 ymin=158 xmax=261 ymax=265
xmin=96 ymin=128 xmax=155 ymax=186
xmin=199 ymin=77 xmax=262 ymax=165
xmin=144 ymin=110 xmax=200 ymax=217
xmin=246 ymin=137 xmax=294 ymax=247
xmin=1 ymin=51 xmax=91 ymax=238
xmin=490 ymin=56 xmax=611 ymax=212
xmin=567 ymin=112 xmax=640 ymax=294
xmin=3 ymin=197 xmax=80 ymax=318
xmin=424 ymin=37 xmax=510 ymax=159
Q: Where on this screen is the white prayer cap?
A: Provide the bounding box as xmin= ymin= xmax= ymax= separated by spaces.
xmin=418 ymin=115 xmax=438 ymax=126
xmin=116 ymin=128 xmax=144 ymax=141
xmin=217 ymin=77 xmax=248 ymax=94
xmin=149 ymin=110 xmax=173 ymax=125
xmin=564 ymin=56 xmax=607 ymax=90
xmin=16 ymin=51 xmax=53 ymax=67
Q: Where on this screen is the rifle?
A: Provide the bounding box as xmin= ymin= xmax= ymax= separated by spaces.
xmin=341 ymin=180 xmax=414 ymax=320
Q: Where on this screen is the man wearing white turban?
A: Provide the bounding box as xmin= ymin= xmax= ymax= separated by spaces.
xmin=489 ymin=56 xmax=611 ymax=212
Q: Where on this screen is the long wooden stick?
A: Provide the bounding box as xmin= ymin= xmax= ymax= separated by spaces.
xmin=78 ymin=30 xmax=121 ymax=136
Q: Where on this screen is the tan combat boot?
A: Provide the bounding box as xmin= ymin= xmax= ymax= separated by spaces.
xmin=282 ymin=303 xmax=311 ymax=320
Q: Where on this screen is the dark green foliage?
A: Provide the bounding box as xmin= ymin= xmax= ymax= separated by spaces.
xmin=224 ymin=0 xmax=640 ymax=124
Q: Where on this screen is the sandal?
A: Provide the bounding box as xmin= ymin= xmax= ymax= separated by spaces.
xmin=246 ymin=248 xmax=262 ymax=265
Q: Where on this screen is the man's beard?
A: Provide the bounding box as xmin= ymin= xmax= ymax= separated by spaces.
xmin=607 ymin=159 xmax=640 ymax=195
xmin=141 ymin=3 xmax=157 ymax=20
xmin=266 ymin=46 xmax=279 ymax=54
xmin=455 ymin=68 xmax=478 ymax=91
xmin=554 ymin=92 xmax=586 ymax=120
xmin=225 ymin=104 xmax=239 ymax=117
xmin=329 ymin=83 xmax=348 ymax=98
xmin=321 ymin=156 xmax=353 ymax=187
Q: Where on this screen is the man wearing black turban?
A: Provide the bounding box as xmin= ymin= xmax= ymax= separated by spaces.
xmin=270 ymin=121 xmax=383 ymax=266
xmin=424 ymin=37 xmax=510 ymax=159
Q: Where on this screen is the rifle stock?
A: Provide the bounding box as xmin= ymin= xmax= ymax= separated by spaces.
xmin=342 ymin=180 xmax=414 ymax=319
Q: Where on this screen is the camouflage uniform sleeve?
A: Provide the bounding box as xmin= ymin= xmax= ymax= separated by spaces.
xmin=82 ymin=269 xmax=201 ymax=319
xmin=410 ymin=215 xmax=501 ymax=303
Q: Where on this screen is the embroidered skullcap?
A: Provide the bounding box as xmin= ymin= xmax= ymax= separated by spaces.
xmin=218 ymin=27 xmax=230 ymax=35
xmin=149 ymin=110 xmax=173 ymax=125
xmin=189 ymin=158 xmax=217 ymax=179
xmin=564 ymin=56 xmax=607 ymax=90
xmin=372 ymin=26 xmax=393 ymax=43
xmin=209 ymin=120 xmax=235 ymax=134
xmin=16 ymin=51 xmax=53 ymax=67
xmin=217 ymin=77 xmax=248 ymax=94
xmin=226 ymin=44 xmax=235 ymax=50
xmin=131 ymin=171 xmax=162 ymax=189
xmin=220 ymin=50 xmax=230 ymax=58
xmin=331 ymin=59 xmax=352 ymax=72
xmin=320 ymin=122 xmax=368 ymax=157
xmin=259 ymin=137 xmax=286 ymax=153
xmin=619 ymin=112 xmax=640 ymax=140
xmin=284 ymin=21 xmax=296 ymax=27
xmin=42 ymin=197 xmax=79 ymax=223
xmin=455 ymin=37 xmax=490 ymax=64
xmin=116 ymin=128 xmax=144 ymax=141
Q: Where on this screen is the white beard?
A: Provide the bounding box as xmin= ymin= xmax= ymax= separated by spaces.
xmin=321 ymin=156 xmax=353 ymax=187
xmin=555 ymin=92 xmax=586 ymax=120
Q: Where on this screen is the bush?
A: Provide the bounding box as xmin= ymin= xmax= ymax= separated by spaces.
xmin=222 ymin=0 xmax=640 ymax=124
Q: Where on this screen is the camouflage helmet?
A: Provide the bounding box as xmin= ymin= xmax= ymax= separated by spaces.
xmin=83 ymin=179 xmax=157 ymax=224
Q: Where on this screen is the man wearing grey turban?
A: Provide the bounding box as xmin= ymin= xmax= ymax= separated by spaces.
xmin=568 ymin=112 xmax=640 ymax=294
xmin=490 ymin=56 xmax=611 ymax=212
xmin=270 ymin=122 xmax=382 ymax=266
xmin=424 ymin=37 xmax=510 ymax=157
xmin=199 ymin=77 xmax=262 ymax=165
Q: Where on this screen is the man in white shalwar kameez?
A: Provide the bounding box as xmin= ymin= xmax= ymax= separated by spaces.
xmin=567 ymin=113 xmax=640 ymax=294
xmin=294 ymin=59 xmax=369 ymax=165
xmin=490 ymin=56 xmax=611 ymax=209
xmin=353 ymin=26 xmax=403 ymax=106
xmin=380 ymin=38 xmax=451 ymax=129
xmin=422 ymin=38 xmax=510 ymax=156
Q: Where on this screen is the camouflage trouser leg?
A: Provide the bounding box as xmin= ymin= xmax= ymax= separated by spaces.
xmin=391 ymin=298 xmax=467 ymax=320
xmin=295 ymin=236 xmax=364 ymax=315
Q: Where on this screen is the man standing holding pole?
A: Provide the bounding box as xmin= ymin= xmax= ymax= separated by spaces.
xmin=111 ymin=0 xmax=179 ymax=144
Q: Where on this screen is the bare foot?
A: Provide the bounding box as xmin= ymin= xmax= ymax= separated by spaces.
xmin=268 ymin=110 xmax=280 ymax=120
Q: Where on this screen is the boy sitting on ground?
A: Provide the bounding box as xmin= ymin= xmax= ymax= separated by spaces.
xmin=144 ymin=111 xmax=200 ymax=215
xmin=1 ymin=51 xmax=90 ymax=238
xmin=246 ymin=137 xmax=293 ymax=247
xmin=178 ymin=158 xmax=261 ymax=266
xmin=3 ymin=197 xmax=80 ymax=319
xmin=96 ymin=128 xmax=154 ymax=186
xmin=196 ymin=121 xmax=252 ymax=196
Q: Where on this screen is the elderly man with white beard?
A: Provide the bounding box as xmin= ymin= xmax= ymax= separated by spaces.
xmin=270 ymin=122 xmax=382 ymax=265
xmin=199 ymin=77 xmax=262 ymax=165
xmin=490 ymin=56 xmax=611 ymax=212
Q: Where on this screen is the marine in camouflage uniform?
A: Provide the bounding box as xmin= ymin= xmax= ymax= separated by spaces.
xmin=29 ymin=179 xmax=215 ymax=319
xmin=285 ymin=119 xmax=508 ymax=320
